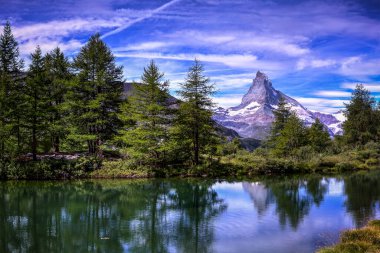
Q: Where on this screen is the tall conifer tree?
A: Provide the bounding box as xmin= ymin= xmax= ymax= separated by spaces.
xmin=343 ymin=84 xmax=377 ymax=146
xmin=173 ymin=60 xmax=216 ymax=165
xmin=44 ymin=47 xmax=71 ymax=152
xmin=67 ymin=34 xmax=123 ymax=156
xmin=307 ymin=118 xmax=331 ymax=152
xmin=273 ymin=112 xmax=307 ymax=156
xmin=0 ymin=21 xmax=24 ymax=158
xmin=266 ymin=97 xmax=291 ymax=147
xmin=118 ymin=61 xmax=171 ymax=166
xmin=24 ymin=46 xmax=48 ymax=160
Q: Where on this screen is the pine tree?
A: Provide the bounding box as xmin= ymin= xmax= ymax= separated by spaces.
xmin=44 ymin=47 xmax=71 ymax=152
xmin=343 ymin=84 xmax=377 ymax=146
xmin=117 ymin=61 xmax=171 ymax=166
xmin=0 ymin=21 xmax=24 ymax=159
xmin=266 ymin=96 xmax=291 ymax=147
xmin=307 ymin=118 xmax=331 ymax=152
xmin=173 ymin=60 xmax=216 ymax=165
xmin=273 ymin=112 xmax=307 ymax=157
xmin=67 ymin=34 xmax=123 ymax=156
xmin=24 ymin=46 xmax=48 ymax=160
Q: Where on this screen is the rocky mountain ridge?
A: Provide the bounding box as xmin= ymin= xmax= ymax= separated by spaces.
xmin=213 ymin=71 xmax=346 ymax=140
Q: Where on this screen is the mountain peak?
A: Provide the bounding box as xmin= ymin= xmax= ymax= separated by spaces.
xmin=255 ymin=70 xmax=268 ymax=79
xmin=214 ymin=71 xmax=345 ymax=139
xmin=238 ymin=71 xmax=278 ymax=107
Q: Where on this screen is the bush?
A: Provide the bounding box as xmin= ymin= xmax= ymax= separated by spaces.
xmin=318 ymin=220 xmax=380 ymax=253
xmin=1 ymin=157 xmax=101 ymax=180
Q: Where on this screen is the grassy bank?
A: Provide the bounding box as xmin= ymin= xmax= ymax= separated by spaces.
xmin=318 ymin=220 xmax=380 ymax=253
xmin=1 ymin=143 xmax=379 ymax=180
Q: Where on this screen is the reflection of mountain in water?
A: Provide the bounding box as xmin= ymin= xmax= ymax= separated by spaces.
xmin=242 ymin=182 xmax=273 ymax=216
xmin=243 ymin=176 xmax=329 ymax=229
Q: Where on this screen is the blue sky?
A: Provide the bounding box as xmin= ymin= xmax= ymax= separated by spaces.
xmin=1 ymin=0 xmax=380 ymax=113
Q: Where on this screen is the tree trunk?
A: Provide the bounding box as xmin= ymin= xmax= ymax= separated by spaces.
xmin=194 ymin=127 xmax=199 ymax=165
xmin=32 ymin=123 xmax=37 ymax=161
xmin=54 ymin=136 xmax=60 ymax=153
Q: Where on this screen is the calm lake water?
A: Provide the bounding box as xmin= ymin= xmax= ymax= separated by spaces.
xmin=1 ymin=171 xmax=380 ymax=253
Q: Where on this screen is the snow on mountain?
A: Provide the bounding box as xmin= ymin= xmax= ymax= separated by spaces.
xmin=313 ymin=110 xmax=346 ymax=135
xmin=213 ymin=71 xmax=345 ymax=140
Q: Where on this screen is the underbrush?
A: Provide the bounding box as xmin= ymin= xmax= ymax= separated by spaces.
xmin=318 ymin=220 xmax=380 ymax=253
xmin=0 ymin=157 xmax=101 ymax=180
xmin=218 ymin=142 xmax=380 ymax=176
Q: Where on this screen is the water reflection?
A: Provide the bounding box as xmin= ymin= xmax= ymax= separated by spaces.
xmin=0 ymin=180 xmax=226 ymax=253
xmin=243 ymin=175 xmax=329 ymax=229
xmin=1 ymin=171 xmax=380 ymax=253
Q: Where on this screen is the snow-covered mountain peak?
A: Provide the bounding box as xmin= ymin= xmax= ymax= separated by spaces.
xmin=238 ymin=71 xmax=280 ymax=108
xmin=213 ymin=72 xmax=346 ymax=139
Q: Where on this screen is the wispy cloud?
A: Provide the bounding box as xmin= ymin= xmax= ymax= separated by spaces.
xmin=165 ymin=31 xmax=310 ymax=57
xmin=114 ymin=42 xmax=173 ymax=51
xmin=313 ymin=90 xmax=352 ymax=97
xmin=101 ymin=0 xmax=180 ymax=39
xmin=341 ymin=82 xmax=380 ymax=92
xmin=296 ymin=58 xmax=337 ymax=70
xmin=212 ymin=94 xmax=244 ymax=108
xmin=293 ymin=97 xmax=348 ymax=113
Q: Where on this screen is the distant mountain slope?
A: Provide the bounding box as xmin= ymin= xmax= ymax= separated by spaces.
xmin=313 ymin=110 xmax=345 ymax=135
xmin=213 ymin=71 xmax=346 ymax=140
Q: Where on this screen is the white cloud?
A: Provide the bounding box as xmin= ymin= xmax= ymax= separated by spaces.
xmin=293 ymin=97 xmax=348 ymax=113
xmin=101 ymin=0 xmax=180 ymax=38
xmin=341 ymin=82 xmax=380 ymax=92
xmin=116 ymin=52 xmax=255 ymax=66
xmin=114 ymin=42 xmax=172 ymax=51
xmin=13 ymin=18 xmax=122 ymax=41
xmin=296 ymin=58 xmax=336 ymax=70
xmin=115 ymin=52 xmax=287 ymax=72
xmin=339 ymin=56 xmax=380 ymax=77
xmin=211 ymin=73 xmax=253 ymax=91
xmin=20 ymin=38 xmax=83 ymax=56
xmin=166 ymin=30 xmax=310 ymax=57
xmin=313 ymin=90 xmax=352 ymax=97
xmin=212 ymin=94 xmax=244 ymax=108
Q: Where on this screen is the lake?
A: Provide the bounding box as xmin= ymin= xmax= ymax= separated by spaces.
xmin=1 ymin=170 xmax=380 ymax=253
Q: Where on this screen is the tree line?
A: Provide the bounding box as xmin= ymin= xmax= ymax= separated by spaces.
xmin=265 ymin=84 xmax=380 ymax=159
xmin=0 ymin=22 xmax=217 ymax=168
xmin=1 ymin=21 xmax=378 ymax=174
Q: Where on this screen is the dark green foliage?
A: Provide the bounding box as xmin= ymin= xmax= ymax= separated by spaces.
xmin=270 ymin=97 xmax=291 ymax=138
xmin=24 ymin=46 xmax=49 ymax=160
xmin=219 ymin=137 xmax=242 ymax=155
xmin=272 ymin=112 xmax=307 ymax=157
xmin=266 ymin=96 xmax=291 ymax=148
xmin=117 ymin=61 xmax=172 ymax=166
xmin=0 ymin=157 xmax=100 ymax=180
xmin=0 ymin=21 xmax=24 ymax=159
xmin=308 ymin=118 xmax=331 ymax=152
xmin=66 ymin=34 xmax=123 ymax=156
xmin=1 ymin=21 xmax=380 ymax=179
xmin=172 ymin=60 xmax=218 ymax=165
xmin=343 ymin=84 xmax=378 ymax=146
xmin=44 ymin=47 xmax=71 ymax=152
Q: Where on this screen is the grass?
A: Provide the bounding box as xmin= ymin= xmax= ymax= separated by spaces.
xmin=1 ymin=142 xmax=380 ymax=180
xmin=89 ymin=160 xmax=150 ymax=179
xmin=318 ymin=220 xmax=380 ymax=253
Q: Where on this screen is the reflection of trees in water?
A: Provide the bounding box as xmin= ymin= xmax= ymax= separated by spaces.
xmin=243 ymin=175 xmax=328 ymax=229
xmin=0 ymin=180 xmax=226 ymax=253
xmin=344 ymin=171 xmax=380 ymax=227
xmin=169 ymin=180 xmax=227 ymax=253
